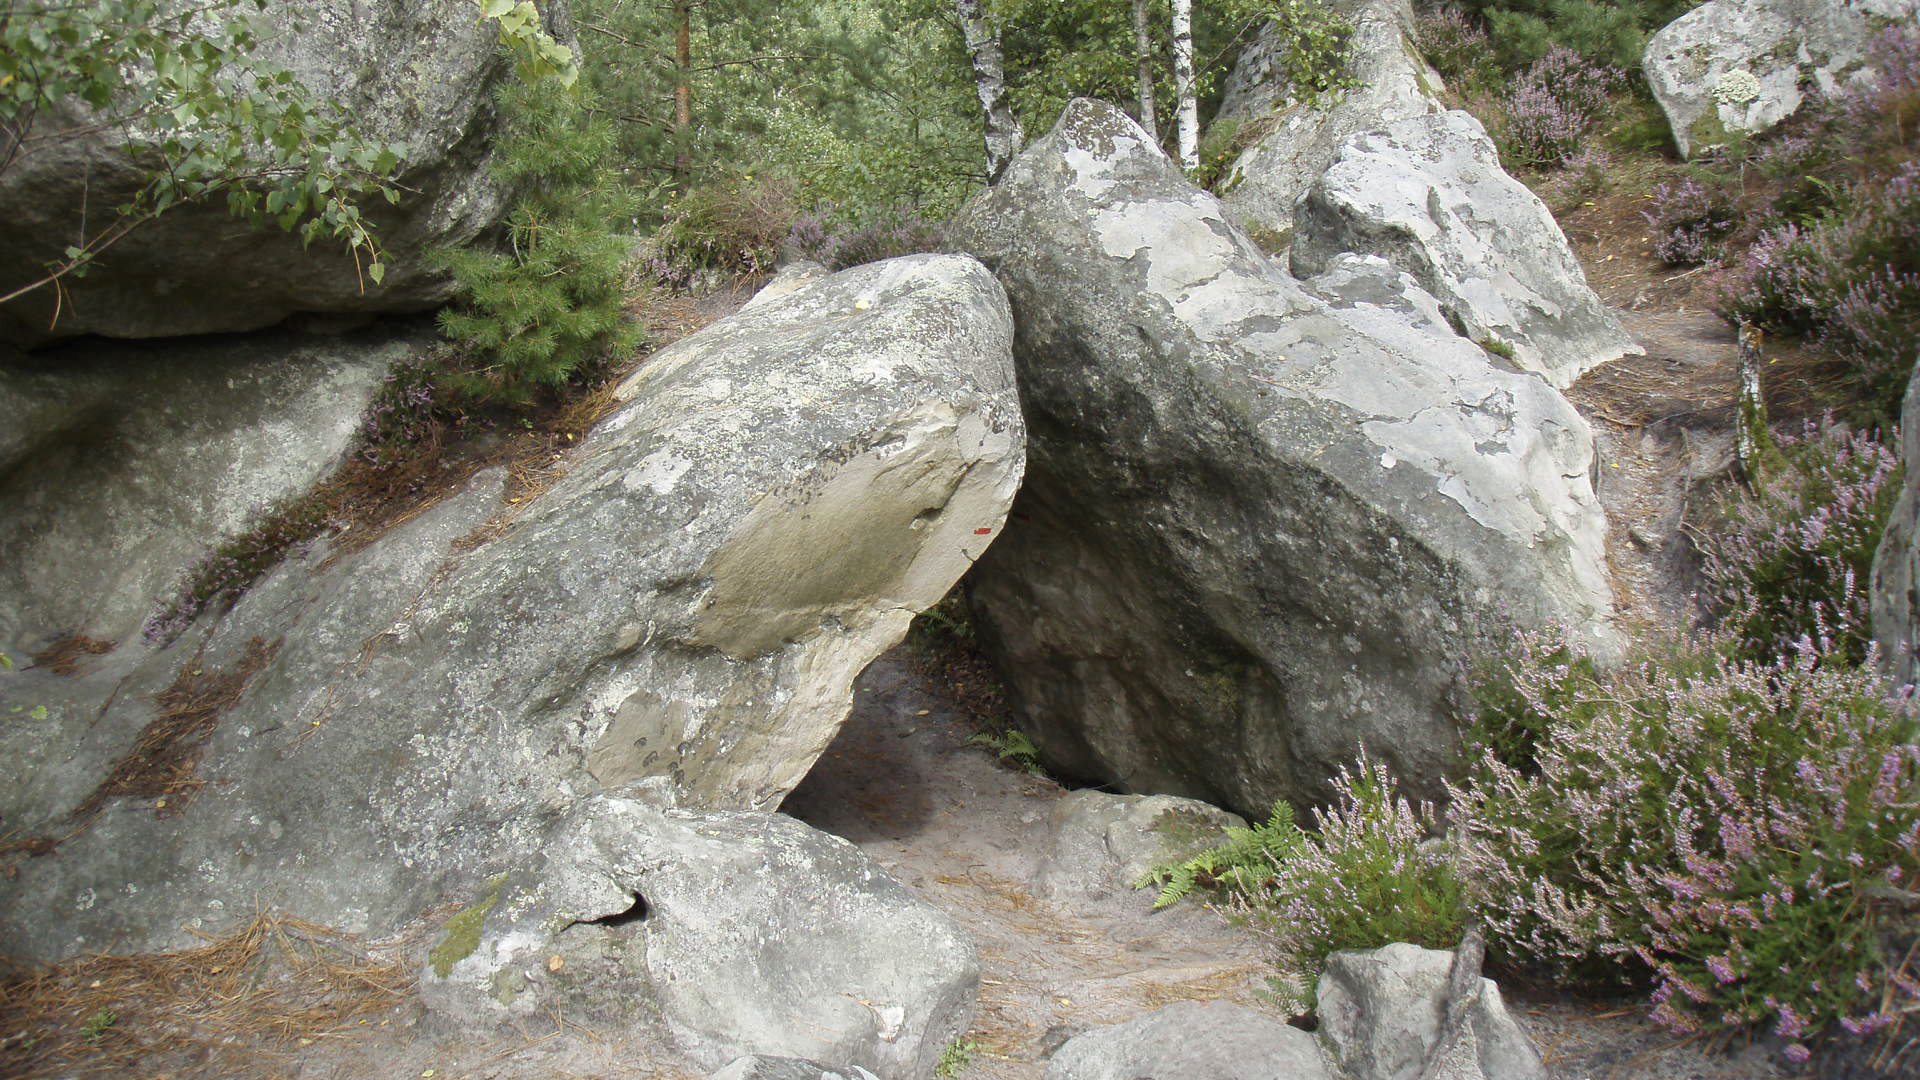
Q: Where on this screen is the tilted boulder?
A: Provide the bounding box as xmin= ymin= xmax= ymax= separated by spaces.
xmin=1292 ymin=110 xmax=1639 ymax=388
xmin=1216 ymin=0 xmax=1445 ymax=243
xmin=1317 ymin=942 xmax=1545 ymax=1080
xmin=1045 ymin=1000 xmax=1332 ymax=1080
xmin=947 ymin=99 xmax=1615 ymax=816
xmin=0 ymin=0 xmax=562 ymax=344
xmin=1644 ymin=0 xmax=1919 ymax=159
xmin=0 ymin=328 xmax=407 ymax=649
xmin=419 ymin=795 xmax=977 ymax=1077
xmin=0 ymin=253 xmax=1024 ymax=960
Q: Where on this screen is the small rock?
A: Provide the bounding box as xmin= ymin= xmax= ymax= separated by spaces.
xmin=1044 ymin=999 xmax=1332 ymax=1080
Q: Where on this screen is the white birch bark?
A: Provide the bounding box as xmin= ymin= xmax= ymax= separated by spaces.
xmin=1133 ymin=0 xmax=1158 ymax=141
xmin=1171 ymin=0 xmax=1198 ymax=169
xmin=955 ymin=0 xmax=1026 ymax=182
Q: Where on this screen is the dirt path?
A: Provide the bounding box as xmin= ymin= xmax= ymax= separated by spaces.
xmin=783 ymin=656 xmax=1274 ymax=1078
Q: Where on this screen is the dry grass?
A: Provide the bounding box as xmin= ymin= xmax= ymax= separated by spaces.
xmin=0 ymin=911 xmax=412 ymax=1080
xmin=69 ymin=636 xmax=279 ymax=824
xmin=28 ymin=634 xmax=114 ymax=677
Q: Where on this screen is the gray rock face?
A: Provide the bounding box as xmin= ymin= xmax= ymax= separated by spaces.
xmin=1034 ymin=790 xmax=1246 ymax=901
xmin=0 ymin=0 xmax=561 ymax=344
xmin=0 ymin=253 xmax=1024 ymax=960
xmin=1044 ymin=1000 xmax=1332 ymax=1080
xmin=0 ymin=328 xmax=406 ymax=649
xmin=1644 ymin=0 xmax=1919 ymax=159
xmin=946 ymin=99 xmax=1615 ymax=816
xmin=1217 ymin=0 xmax=1444 ymax=242
xmin=420 ymin=796 xmax=976 ymax=1077
xmin=1872 ymin=362 xmax=1920 ymax=685
xmin=1317 ymin=943 xmax=1545 ymax=1080
xmin=1292 ymin=110 xmax=1639 ymax=389
xmin=709 ymin=1057 xmax=881 ymax=1080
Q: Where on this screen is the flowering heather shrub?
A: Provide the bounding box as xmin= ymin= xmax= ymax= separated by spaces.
xmin=1498 ymin=46 xmax=1625 ymax=168
xmin=646 ymin=174 xmax=797 ymax=285
xmin=143 ymin=498 xmax=332 ymax=645
xmin=1720 ymin=161 xmax=1920 ymax=410
xmin=1644 ymin=177 xmax=1738 ymax=266
xmin=1415 ymin=4 xmax=1499 ymax=91
xmin=1696 ymin=421 xmax=1901 ymax=668
xmin=786 ymin=206 xmax=945 ymax=271
xmin=1233 ymin=752 xmax=1466 ymax=1011
xmin=1453 ymin=630 xmax=1920 ymax=1062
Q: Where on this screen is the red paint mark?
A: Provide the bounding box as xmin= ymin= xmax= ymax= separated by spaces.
xmin=974 ymin=527 xmax=994 ymax=535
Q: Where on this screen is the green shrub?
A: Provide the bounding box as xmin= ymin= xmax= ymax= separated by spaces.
xmin=644 ymin=174 xmax=799 ymax=286
xmin=1141 ymin=753 xmax=1465 ymax=1012
xmin=433 ymin=75 xmax=641 ymax=405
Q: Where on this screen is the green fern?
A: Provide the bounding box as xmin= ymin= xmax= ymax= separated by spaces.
xmin=1136 ymin=800 xmax=1306 ymax=908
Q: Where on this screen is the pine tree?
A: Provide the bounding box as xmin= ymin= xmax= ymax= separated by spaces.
xmin=434 ymin=77 xmax=641 ymax=404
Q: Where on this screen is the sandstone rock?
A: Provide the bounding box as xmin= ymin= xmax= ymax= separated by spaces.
xmin=0 ymin=0 xmax=566 ymax=344
xmin=0 ymin=327 xmax=408 ymax=649
xmin=1292 ymin=110 xmax=1639 ymax=388
xmin=1216 ymin=0 xmax=1445 ymax=242
xmin=420 ymin=796 xmax=976 ymax=1077
xmin=0 ymin=253 xmax=1023 ymax=959
xmin=1317 ymin=942 xmax=1545 ymax=1080
xmin=708 ymin=1057 xmax=881 ymax=1080
xmin=1872 ymin=361 xmax=1920 ymax=685
xmin=1034 ymin=790 xmax=1246 ymax=901
xmin=1644 ymin=0 xmax=1919 ymax=159
xmin=947 ymin=99 xmax=1615 ymax=815
xmin=1044 ymin=999 xmax=1332 ymax=1080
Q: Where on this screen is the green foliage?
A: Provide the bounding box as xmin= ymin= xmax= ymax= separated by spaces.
xmin=935 ymin=1037 xmax=980 ymax=1077
xmin=644 ymin=174 xmax=799 ymax=284
xmin=1448 ymin=0 xmax=1703 ymax=71
xmin=1266 ymin=0 xmax=1362 ymax=102
xmin=906 ymin=588 xmax=978 ymax=654
xmin=1136 ymin=799 xmax=1303 ymax=908
xmin=478 ymin=0 xmax=581 ymax=87
xmin=967 ymin=728 xmax=1044 ymax=775
xmin=434 ymin=76 xmax=641 ymax=404
xmin=1139 ymin=756 xmax=1464 ymax=1012
xmin=0 ymin=0 xmax=404 ymax=305
xmin=79 ymin=1007 xmax=116 ymax=1044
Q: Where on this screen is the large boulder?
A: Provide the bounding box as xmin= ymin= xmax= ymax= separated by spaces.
xmin=0 ymin=327 xmax=409 ymax=649
xmin=1216 ymin=0 xmax=1445 ymax=243
xmin=1644 ymin=0 xmax=1919 ymax=159
xmin=0 ymin=0 xmax=564 ymax=344
xmin=420 ymin=795 xmax=977 ymax=1077
xmin=1872 ymin=361 xmax=1920 ymax=685
xmin=946 ymin=99 xmax=1615 ymax=816
xmin=1317 ymin=943 xmax=1545 ymax=1080
xmin=0 ymin=253 xmax=1024 ymax=959
xmin=1291 ymin=110 xmax=1639 ymax=389
xmin=1044 ymin=1000 xmax=1332 ymax=1080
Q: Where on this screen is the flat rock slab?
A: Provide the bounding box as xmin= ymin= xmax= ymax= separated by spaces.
xmin=1045 ymin=1000 xmax=1331 ymax=1080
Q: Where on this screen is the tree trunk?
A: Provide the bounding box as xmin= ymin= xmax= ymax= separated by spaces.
xmin=1133 ymin=0 xmax=1157 ymax=141
xmin=674 ymin=0 xmax=693 ymax=185
xmin=955 ymin=0 xmax=1025 ymax=183
xmin=1171 ymin=0 xmax=1197 ymax=169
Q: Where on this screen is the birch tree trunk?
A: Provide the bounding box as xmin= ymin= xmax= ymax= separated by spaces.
xmin=955 ymin=0 xmax=1025 ymax=183
xmin=673 ymin=0 xmax=694 ymax=185
xmin=1132 ymin=0 xmax=1158 ymax=141
xmin=1171 ymin=0 xmax=1198 ymax=169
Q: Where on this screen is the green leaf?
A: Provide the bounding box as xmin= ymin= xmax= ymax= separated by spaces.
xmin=30 ymin=705 xmax=48 ymax=720
xmin=368 ymin=261 xmax=386 ymax=285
